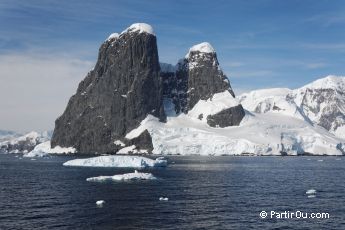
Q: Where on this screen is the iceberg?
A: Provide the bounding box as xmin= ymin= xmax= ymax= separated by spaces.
xmin=63 ymin=155 xmax=167 ymax=168
xmin=86 ymin=170 xmax=157 ymax=182
xmin=159 ymin=197 xmax=169 ymax=201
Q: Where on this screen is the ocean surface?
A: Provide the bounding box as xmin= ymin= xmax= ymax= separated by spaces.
xmin=0 ymin=154 xmax=345 ymax=230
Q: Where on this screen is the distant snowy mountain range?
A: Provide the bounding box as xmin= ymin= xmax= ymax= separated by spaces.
xmin=1 ymin=23 xmax=345 ymax=156
xmin=0 ymin=130 xmax=52 ymax=154
xmin=240 ymin=75 xmax=345 ymax=139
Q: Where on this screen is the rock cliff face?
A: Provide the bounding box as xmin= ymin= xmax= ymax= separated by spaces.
xmin=161 ymin=42 xmax=245 ymax=126
xmin=51 ymin=23 xmax=165 ymax=153
xmin=52 ymin=24 xmax=245 ymax=154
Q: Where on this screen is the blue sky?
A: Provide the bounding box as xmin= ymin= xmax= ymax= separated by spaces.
xmin=1 ymin=0 xmax=345 ymax=132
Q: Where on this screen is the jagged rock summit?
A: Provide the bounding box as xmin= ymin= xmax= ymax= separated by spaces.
xmin=51 ymin=23 xmax=165 ymax=154
xmin=162 ymin=41 xmax=245 ymax=127
xmin=51 ymin=24 xmax=244 ymax=154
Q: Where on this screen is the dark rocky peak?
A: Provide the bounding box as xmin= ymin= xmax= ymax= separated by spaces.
xmin=163 ymin=42 xmax=237 ymax=113
xmin=160 ymin=42 xmax=244 ymax=127
xmin=51 ymin=23 xmax=165 ymax=154
xmin=183 ymin=42 xmax=235 ymax=107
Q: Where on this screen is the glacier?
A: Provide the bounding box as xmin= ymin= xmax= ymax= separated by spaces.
xmin=125 ymin=83 xmax=345 ymax=156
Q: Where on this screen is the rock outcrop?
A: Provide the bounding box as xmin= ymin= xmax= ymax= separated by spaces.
xmin=51 ymin=23 xmax=165 ymax=154
xmin=52 ymin=24 xmax=245 ymax=154
xmin=161 ymin=42 xmax=245 ymax=126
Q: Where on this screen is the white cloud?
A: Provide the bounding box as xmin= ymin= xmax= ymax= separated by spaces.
xmin=305 ymin=62 xmax=327 ymax=69
xmin=0 ymin=52 xmax=93 ymax=133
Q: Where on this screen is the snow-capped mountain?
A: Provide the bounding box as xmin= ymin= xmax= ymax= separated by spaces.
xmin=3 ymin=23 xmax=345 ymax=156
xmin=0 ymin=131 xmax=52 ymax=154
xmin=51 ymin=24 xmax=244 ymax=154
xmin=161 ymin=41 xmax=245 ymax=127
xmin=239 ymin=75 xmax=345 ymax=139
xmin=0 ymin=130 xmax=20 ymax=142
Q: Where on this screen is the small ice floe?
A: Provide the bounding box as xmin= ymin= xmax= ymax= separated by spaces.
xmin=159 ymin=197 xmax=169 ymax=201
xmin=317 ymin=159 xmax=324 ymax=162
xmin=30 ymin=158 xmax=36 ymax=161
xmin=307 ymin=195 xmax=316 ymax=198
xmin=306 ymin=189 xmax=317 ymax=195
xmin=96 ymin=200 xmax=105 ymax=207
xmin=336 ymin=158 xmax=341 ymax=161
xmin=86 ymin=170 xmax=157 ymax=182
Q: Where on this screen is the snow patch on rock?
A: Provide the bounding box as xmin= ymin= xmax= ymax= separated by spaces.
xmin=186 ymin=42 xmax=215 ymax=58
xmin=117 ymin=145 xmax=148 ymax=154
xmin=188 ymin=90 xmax=239 ymax=122
xmin=121 ymin=23 xmax=154 ymax=35
xmin=107 ymin=33 xmax=119 ymax=41
xmin=114 ymin=140 xmax=125 ymax=147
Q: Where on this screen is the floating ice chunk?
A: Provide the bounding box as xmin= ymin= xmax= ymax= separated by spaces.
xmin=63 ymin=155 xmax=167 ymax=168
xmin=317 ymin=159 xmax=324 ymax=162
xmin=86 ymin=170 xmax=157 ymax=182
xmin=96 ymin=200 xmax=105 ymax=206
xmin=306 ymin=189 xmax=317 ymax=195
xmin=159 ymin=197 xmax=169 ymax=201
xmin=307 ymin=195 xmax=316 ymax=198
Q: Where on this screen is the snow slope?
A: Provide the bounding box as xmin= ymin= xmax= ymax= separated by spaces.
xmin=25 ymin=141 xmax=76 ymax=157
xmin=240 ymin=75 xmax=345 ymax=139
xmin=188 ymin=91 xmax=239 ymax=122
xmin=125 ymin=111 xmax=345 ymax=156
xmin=63 ymin=155 xmax=167 ymax=168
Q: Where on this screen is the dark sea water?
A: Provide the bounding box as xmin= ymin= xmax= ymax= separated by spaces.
xmin=1 ymin=154 xmax=345 ymax=230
